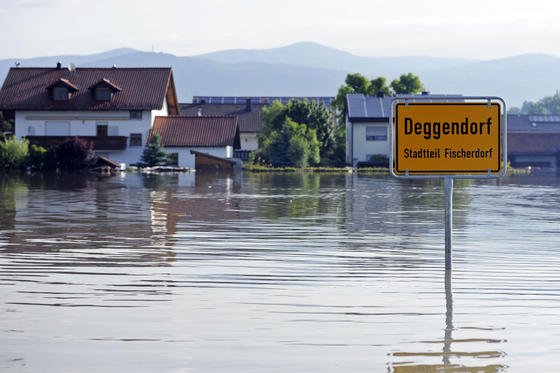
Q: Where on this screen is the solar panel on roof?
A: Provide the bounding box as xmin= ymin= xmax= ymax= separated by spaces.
xmin=190 ymin=96 xmax=334 ymax=106
xmin=346 ymin=94 xmax=366 ymax=118
xmin=529 ymin=115 xmax=560 ymax=122
xmin=345 ymin=94 xmax=393 ymax=119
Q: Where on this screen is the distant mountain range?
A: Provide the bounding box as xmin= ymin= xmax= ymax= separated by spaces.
xmin=1 ymin=42 xmax=559 ymax=107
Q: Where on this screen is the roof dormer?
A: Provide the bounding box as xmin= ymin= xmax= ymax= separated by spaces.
xmin=91 ymin=78 xmax=122 ymax=101
xmin=47 ymin=78 xmax=79 ymax=101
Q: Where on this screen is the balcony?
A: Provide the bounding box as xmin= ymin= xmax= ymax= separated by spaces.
xmin=26 ymin=136 xmax=128 ymax=151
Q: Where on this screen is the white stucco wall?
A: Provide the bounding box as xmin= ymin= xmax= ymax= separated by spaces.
xmin=240 ymin=132 xmax=258 ymax=151
xmin=347 ymin=121 xmax=390 ymax=165
xmin=151 ymin=101 xmax=168 ymax=124
xmin=15 ymin=107 xmax=169 ymax=166
xmin=345 ymin=119 xmax=353 ymax=165
xmin=164 ymin=146 xmax=232 ymax=168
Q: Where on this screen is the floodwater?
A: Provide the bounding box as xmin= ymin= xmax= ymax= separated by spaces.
xmin=1 ymin=171 xmax=559 ymax=372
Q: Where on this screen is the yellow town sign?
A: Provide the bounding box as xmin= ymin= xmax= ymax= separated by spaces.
xmin=391 ymin=99 xmax=506 ymax=177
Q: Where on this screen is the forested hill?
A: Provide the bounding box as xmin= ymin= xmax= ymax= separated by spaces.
xmin=2 ymin=42 xmax=559 ymax=107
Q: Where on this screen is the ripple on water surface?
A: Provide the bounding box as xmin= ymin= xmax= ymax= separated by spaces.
xmin=1 ymin=172 xmax=559 ymax=371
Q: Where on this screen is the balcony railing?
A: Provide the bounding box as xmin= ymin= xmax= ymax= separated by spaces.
xmin=26 ymin=136 xmax=128 ymax=151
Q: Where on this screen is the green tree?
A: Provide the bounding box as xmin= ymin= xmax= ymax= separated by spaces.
xmin=370 ymin=77 xmax=392 ymax=96
xmin=508 ymin=106 xmax=521 ymax=115
xmin=521 ymin=101 xmax=548 ymax=115
xmin=259 ymin=100 xmax=331 ymax=167
xmin=287 ymin=126 xmax=309 ymax=168
xmin=390 ymin=73 xmax=425 ymax=94
xmin=333 ymin=73 xmax=370 ymax=116
xmin=344 ymin=73 xmax=371 ymax=93
xmin=334 ymin=73 xmax=425 ymax=122
xmin=259 ymin=109 xmax=320 ymax=168
xmin=519 ymin=91 xmax=560 ymax=115
xmin=333 ymin=84 xmax=354 ymax=123
xmin=140 ymin=132 xmax=170 ymax=167
xmin=331 ymin=123 xmax=347 ymax=167
xmin=306 ymin=127 xmax=321 ymax=166
xmin=540 ymin=92 xmax=560 ymax=114
xmin=0 ymin=137 xmax=28 ymax=169
xmin=284 ymin=99 xmax=335 ymax=164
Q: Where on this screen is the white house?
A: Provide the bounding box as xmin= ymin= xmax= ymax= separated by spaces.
xmin=151 ymin=116 xmax=240 ymax=168
xmin=345 ymin=93 xmax=393 ymax=166
xmin=0 ymin=64 xmax=179 ymax=166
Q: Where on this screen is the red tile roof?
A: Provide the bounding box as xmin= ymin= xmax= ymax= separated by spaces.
xmin=47 ymin=77 xmax=79 ymax=91
xmin=93 ymin=78 xmax=122 ymax=92
xmin=151 ymin=116 xmax=240 ymax=148
xmin=0 ymin=67 xmax=177 ymax=112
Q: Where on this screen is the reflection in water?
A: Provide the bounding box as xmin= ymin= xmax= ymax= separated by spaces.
xmin=1 ymin=172 xmax=560 ymax=371
xmin=444 ymin=270 xmax=453 ymax=366
xmin=388 ymin=271 xmax=507 ymax=372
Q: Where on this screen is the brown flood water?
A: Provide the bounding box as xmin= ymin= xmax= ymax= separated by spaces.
xmin=1 ymin=171 xmax=560 ymax=372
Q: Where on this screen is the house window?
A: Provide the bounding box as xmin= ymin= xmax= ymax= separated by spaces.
xmin=129 ymin=133 xmax=142 ymax=147
xmin=96 ymin=124 xmax=108 ymax=137
xmin=95 ymin=87 xmax=111 ymax=101
xmin=129 ymin=110 xmax=143 ymax=120
xmin=53 ymin=86 xmax=69 ymax=101
xmin=366 ymin=126 xmax=387 ymax=141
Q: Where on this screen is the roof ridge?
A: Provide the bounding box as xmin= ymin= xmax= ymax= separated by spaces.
xmin=9 ymin=66 xmax=172 ymax=70
xmin=159 ymin=115 xmax=236 ymax=118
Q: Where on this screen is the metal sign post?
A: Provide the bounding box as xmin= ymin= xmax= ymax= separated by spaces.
xmin=390 ymin=96 xmax=507 ymax=270
xmin=444 ymin=177 xmax=453 ymax=270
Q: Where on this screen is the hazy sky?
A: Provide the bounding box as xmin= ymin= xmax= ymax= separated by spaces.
xmin=1 ymin=0 xmax=559 ymax=60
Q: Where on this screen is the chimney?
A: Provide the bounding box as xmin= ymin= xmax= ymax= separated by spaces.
xmin=245 ymin=98 xmax=252 ymax=112
xmin=56 ymin=61 xmax=62 ymax=69
xmin=421 ymin=91 xmax=430 ymax=95
xmin=197 ymin=108 xmax=203 ymax=117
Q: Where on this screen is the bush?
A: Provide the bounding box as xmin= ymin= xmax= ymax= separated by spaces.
xmin=355 ymin=154 xmax=389 ymax=169
xmin=0 ymin=137 xmax=29 ymax=169
xmin=369 ymin=154 xmax=389 ymax=163
xmin=27 ymin=144 xmax=48 ymax=170
xmin=53 ymin=137 xmax=97 ymax=170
